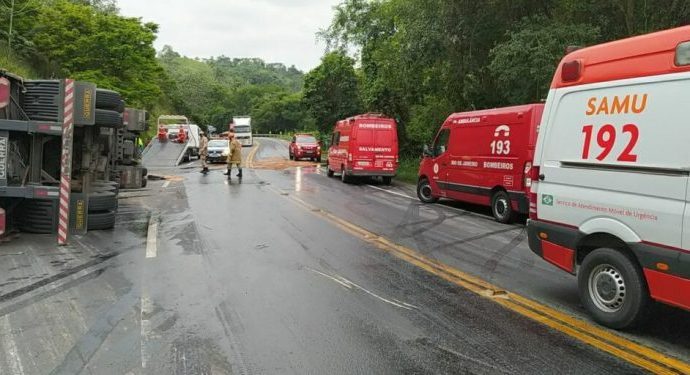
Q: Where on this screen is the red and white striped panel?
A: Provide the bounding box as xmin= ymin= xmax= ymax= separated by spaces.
xmin=57 ymin=79 xmax=75 ymax=245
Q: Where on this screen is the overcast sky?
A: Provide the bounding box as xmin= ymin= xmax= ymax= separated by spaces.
xmin=117 ymin=0 xmax=342 ymax=72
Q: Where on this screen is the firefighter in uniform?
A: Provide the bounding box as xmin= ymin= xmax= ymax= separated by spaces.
xmin=224 ymin=132 xmax=243 ymax=180
xmin=199 ymin=132 xmax=209 ymax=174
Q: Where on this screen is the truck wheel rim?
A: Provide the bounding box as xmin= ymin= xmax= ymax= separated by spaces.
xmin=588 ymin=264 xmax=626 ymax=313
xmin=420 ymin=183 xmax=433 ymax=200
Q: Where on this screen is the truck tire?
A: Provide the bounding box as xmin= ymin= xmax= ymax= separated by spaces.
xmin=88 ymin=191 xmax=118 ymax=212
xmin=93 ymin=184 xmax=118 ymax=194
xmin=578 ymin=248 xmax=651 ymax=329
xmin=92 ymin=181 xmax=119 ymax=194
xmin=95 ymin=89 xmax=122 ymax=111
xmin=87 ymin=210 xmax=116 ymax=230
xmin=95 ymin=109 xmax=122 ymax=128
xmin=116 ymin=100 xmax=125 ymax=114
xmin=17 ymin=199 xmax=56 ymax=234
xmin=417 ymin=178 xmax=438 ymax=203
xmin=327 ymin=166 xmax=334 ymax=178
xmin=491 ymin=190 xmax=514 ymax=223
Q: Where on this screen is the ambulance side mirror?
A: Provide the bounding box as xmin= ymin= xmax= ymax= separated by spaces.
xmin=423 ymin=144 xmax=433 ymax=158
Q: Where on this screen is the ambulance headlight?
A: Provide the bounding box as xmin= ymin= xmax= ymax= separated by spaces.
xmin=676 ymin=41 xmax=690 ymax=66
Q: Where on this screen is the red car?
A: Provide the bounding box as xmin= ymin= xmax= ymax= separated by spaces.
xmin=417 ymin=104 xmax=543 ymax=223
xmin=289 ymin=134 xmax=322 ymax=162
xmin=327 ymin=113 xmax=399 ymax=184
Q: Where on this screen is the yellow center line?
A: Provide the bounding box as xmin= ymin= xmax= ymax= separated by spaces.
xmin=246 ymin=141 xmax=261 ymax=168
xmin=270 ymin=186 xmax=690 ymax=374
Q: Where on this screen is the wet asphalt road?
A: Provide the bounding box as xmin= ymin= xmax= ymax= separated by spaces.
xmin=0 ymin=138 xmax=686 ymax=374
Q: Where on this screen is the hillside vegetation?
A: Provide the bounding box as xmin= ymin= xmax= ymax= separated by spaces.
xmin=0 ymin=0 xmax=312 ymax=137
xmin=2 ymin=0 xmax=689 ymax=151
xmin=304 ymin=0 xmax=690 ymax=154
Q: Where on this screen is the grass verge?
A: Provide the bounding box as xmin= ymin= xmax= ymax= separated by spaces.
xmin=0 ymin=48 xmax=37 ymax=78
xmin=396 ymin=157 xmax=420 ymax=184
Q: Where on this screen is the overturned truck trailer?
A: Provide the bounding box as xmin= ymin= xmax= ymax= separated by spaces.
xmin=0 ymin=70 xmax=148 ymax=240
xmin=113 ymin=107 xmax=149 ymax=189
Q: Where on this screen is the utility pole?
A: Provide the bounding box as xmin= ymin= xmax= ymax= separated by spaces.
xmin=7 ymin=0 xmax=15 ymax=59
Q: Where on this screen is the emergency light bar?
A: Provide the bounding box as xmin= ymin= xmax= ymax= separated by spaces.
xmin=561 ymin=60 xmax=582 ymax=82
xmin=675 ymin=41 xmax=690 ymax=66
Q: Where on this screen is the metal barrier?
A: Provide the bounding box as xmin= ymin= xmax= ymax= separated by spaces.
xmin=253 ymin=134 xmax=284 ymax=138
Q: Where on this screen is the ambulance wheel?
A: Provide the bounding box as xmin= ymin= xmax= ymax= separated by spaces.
xmin=382 ymin=176 xmax=392 ymax=185
xmin=341 ymin=167 xmax=351 ymax=184
xmin=327 ymin=167 xmax=334 ymax=178
xmin=578 ymin=248 xmax=650 ymax=329
xmin=491 ymin=190 xmax=514 ymax=223
xmin=417 ymin=178 xmax=437 ymax=203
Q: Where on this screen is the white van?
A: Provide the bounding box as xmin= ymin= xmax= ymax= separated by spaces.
xmin=528 ymin=26 xmax=690 ymax=329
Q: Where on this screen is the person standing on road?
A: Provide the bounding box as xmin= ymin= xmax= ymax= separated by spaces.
xmin=199 ymin=132 xmax=209 ymax=174
xmin=224 ymin=132 xmax=243 ymax=180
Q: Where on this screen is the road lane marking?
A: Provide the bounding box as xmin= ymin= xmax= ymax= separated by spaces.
xmin=367 ymin=184 xmax=416 ymax=200
xmin=145 ymin=214 xmax=158 ymax=259
xmin=161 ymin=180 xmax=171 ymax=189
xmin=366 ymin=182 xmax=520 ymax=225
xmin=246 ymin=141 xmax=261 ymax=168
xmin=274 ymin=188 xmax=690 ymax=374
xmin=140 ymin=294 xmax=153 ymax=369
xmin=307 ymin=268 xmax=354 ymax=290
xmin=306 ymin=267 xmax=416 ymax=310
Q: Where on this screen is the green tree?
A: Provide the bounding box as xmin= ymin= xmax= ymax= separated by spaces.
xmin=302 ymin=51 xmax=362 ymax=134
xmin=489 ymin=18 xmax=600 ymax=104
xmin=29 ymin=0 xmax=163 ymax=107
xmin=252 ymin=93 xmax=315 ymax=134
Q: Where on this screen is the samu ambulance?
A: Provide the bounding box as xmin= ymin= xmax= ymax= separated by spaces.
xmin=417 ymin=104 xmax=543 ymax=223
xmin=528 ymin=26 xmax=690 ymax=329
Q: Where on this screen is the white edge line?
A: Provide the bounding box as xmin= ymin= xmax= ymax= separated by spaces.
xmin=367 ymin=184 xmax=415 ymax=200
xmin=145 ymin=216 xmax=158 ymax=259
xmin=307 ymin=268 xmax=353 ymax=290
xmin=308 ymin=267 xmax=414 ymax=310
xmin=367 ymin=183 xmax=500 ymax=220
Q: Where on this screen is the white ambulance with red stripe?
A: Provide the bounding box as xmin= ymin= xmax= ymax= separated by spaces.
xmin=528 ymin=26 xmax=690 ymax=328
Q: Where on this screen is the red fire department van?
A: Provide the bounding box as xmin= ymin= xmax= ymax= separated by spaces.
xmin=327 ymin=113 xmax=399 ymax=184
xmin=528 ymin=26 xmax=690 ymax=328
xmin=417 ymin=104 xmax=544 ymax=223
